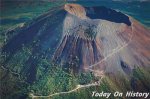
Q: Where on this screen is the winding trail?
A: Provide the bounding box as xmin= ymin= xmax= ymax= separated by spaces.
xmin=0 ymin=25 xmax=25 ymax=81
xmin=0 ymin=62 xmax=23 ymax=81
xmin=30 ymin=25 xmax=134 ymax=99
xmin=0 ymin=14 xmax=134 ymax=99
xmin=87 ymin=29 xmax=134 ymax=69
xmin=1 ymin=25 xmax=134 ymax=99
xmin=30 ymin=77 xmax=103 ymax=99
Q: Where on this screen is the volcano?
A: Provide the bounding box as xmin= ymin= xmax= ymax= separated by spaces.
xmin=2 ymin=3 xmax=150 ymax=77
xmin=1 ymin=3 xmax=150 ymax=99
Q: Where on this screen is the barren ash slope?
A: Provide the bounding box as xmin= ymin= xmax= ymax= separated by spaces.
xmin=54 ymin=4 xmax=150 ymax=75
xmin=1 ymin=3 xmax=150 ymax=99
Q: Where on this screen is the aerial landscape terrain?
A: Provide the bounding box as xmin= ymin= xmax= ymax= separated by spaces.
xmin=0 ymin=0 xmax=150 ymax=99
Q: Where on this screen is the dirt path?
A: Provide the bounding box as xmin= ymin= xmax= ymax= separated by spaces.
xmin=30 ymin=26 xmax=134 ymax=98
xmin=1 ymin=21 xmax=134 ymax=99
xmin=30 ymin=77 xmax=103 ymax=99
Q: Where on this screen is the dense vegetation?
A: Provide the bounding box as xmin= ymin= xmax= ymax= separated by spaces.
xmin=1 ymin=63 xmax=150 ymax=99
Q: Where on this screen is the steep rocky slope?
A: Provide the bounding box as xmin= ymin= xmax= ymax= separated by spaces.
xmin=2 ymin=3 xmax=150 ymax=80
xmin=1 ymin=3 xmax=150 ymax=99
